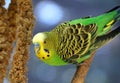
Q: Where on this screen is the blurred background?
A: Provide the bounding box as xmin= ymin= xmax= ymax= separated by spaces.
xmin=4 ymin=0 xmax=120 ymax=83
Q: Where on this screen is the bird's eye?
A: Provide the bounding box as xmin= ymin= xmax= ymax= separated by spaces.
xmin=44 ymin=41 xmax=46 ymax=44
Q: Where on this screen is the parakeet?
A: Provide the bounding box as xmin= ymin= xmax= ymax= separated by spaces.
xmin=32 ymin=6 xmax=120 ymax=66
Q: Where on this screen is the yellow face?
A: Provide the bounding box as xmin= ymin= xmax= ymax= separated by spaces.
xmin=32 ymin=33 xmax=68 ymax=66
xmin=32 ymin=33 xmax=51 ymax=61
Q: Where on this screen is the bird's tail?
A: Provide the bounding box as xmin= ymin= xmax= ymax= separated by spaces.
xmin=96 ymin=6 xmax=120 ymax=36
xmin=94 ymin=25 xmax=120 ymax=48
xmin=105 ymin=6 xmax=120 ymax=21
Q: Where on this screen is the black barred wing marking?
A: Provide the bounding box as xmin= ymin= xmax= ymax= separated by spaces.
xmin=58 ymin=23 xmax=97 ymax=64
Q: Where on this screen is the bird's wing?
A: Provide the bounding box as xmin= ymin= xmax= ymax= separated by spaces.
xmin=57 ymin=23 xmax=98 ymax=64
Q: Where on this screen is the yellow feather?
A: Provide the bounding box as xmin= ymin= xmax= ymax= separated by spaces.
xmin=103 ymin=20 xmax=114 ymax=31
xmin=107 ymin=20 xmax=115 ymax=26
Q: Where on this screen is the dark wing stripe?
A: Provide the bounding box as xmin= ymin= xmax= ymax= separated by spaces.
xmin=56 ymin=22 xmax=98 ymax=63
xmin=69 ymin=54 xmax=79 ymax=59
xmin=94 ymin=26 xmax=120 ymax=49
xmin=76 ymin=30 xmax=91 ymax=55
xmin=85 ymin=23 xmax=97 ymax=37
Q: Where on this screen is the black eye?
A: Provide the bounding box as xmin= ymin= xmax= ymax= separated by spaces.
xmin=44 ymin=49 xmax=49 ymax=53
xmin=44 ymin=41 xmax=46 ymax=44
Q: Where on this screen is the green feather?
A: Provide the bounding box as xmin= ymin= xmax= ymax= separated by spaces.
xmin=69 ymin=6 xmax=120 ymax=36
xmin=51 ymin=6 xmax=120 ymax=65
xmin=33 ymin=6 xmax=120 ymax=66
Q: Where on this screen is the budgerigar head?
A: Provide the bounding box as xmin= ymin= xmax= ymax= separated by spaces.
xmin=32 ymin=32 xmax=67 ymax=66
xmin=32 ymin=32 xmax=52 ymax=60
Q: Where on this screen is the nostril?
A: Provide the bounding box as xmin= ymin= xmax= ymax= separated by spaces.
xmin=44 ymin=49 xmax=49 ymax=53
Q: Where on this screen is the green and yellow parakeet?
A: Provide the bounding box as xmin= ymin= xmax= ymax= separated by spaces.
xmin=32 ymin=6 xmax=120 ymax=66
